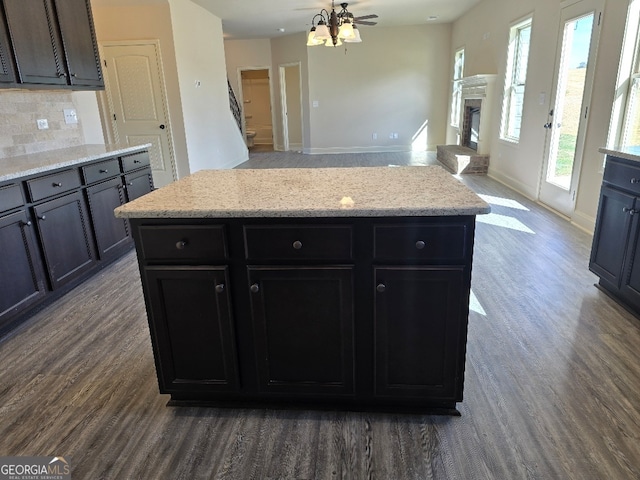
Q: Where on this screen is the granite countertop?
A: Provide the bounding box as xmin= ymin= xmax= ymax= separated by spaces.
xmin=0 ymin=144 xmax=152 ymax=182
xmin=599 ymin=146 xmax=640 ymax=163
xmin=115 ymin=165 xmax=491 ymax=218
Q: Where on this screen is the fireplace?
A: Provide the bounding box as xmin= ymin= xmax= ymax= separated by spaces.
xmin=462 ymin=100 xmax=482 ymax=151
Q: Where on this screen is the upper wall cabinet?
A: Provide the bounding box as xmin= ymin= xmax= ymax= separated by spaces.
xmin=0 ymin=4 xmax=16 ymax=84
xmin=1 ymin=0 xmax=103 ymax=89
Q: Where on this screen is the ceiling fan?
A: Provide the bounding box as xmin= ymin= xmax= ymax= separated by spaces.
xmin=307 ymin=2 xmax=379 ymax=47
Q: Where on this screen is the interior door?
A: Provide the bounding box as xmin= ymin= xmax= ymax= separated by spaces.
xmin=539 ymin=0 xmax=602 ymax=216
xmin=280 ymin=63 xmax=303 ymax=152
xmin=100 ymin=42 xmax=177 ymax=188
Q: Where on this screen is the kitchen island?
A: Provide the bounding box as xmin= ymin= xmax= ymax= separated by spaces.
xmin=116 ymin=166 xmax=490 ymax=414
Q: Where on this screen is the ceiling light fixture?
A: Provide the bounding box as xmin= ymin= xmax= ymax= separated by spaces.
xmin=307 ymin=2 xmax=367 ymax=47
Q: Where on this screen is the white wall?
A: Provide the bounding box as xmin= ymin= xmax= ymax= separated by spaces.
xmin=169 ymin=0 xmax=247 ymax=172
xmin=450 ymin=0 xmax=629 ymax=232
xmin=306 ymin=24 xmax=451 ymax=153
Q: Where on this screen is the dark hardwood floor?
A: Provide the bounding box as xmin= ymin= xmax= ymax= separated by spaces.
xmin=1 ymin=151 xmax=639 ymax=479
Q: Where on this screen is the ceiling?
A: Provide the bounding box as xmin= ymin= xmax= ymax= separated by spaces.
xmin=91 ymin=0 xmax=484 ymax=40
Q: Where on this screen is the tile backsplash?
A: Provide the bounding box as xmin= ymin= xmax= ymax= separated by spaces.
xmin=0 ymin=90 xmax=86 ymax=160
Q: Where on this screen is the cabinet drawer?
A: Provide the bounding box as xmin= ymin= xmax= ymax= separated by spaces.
xmin=121 ymin=151 xmax=151 ymax=172
xmin=83 ymin=158 xmax=120 ymax=184
xmin=244 ymin=225 xmax=352 ymax=260
xmin=27 ymin=169 xmax=82 ymax=202
xmin=374 ymin=224 xmax=468 ymax=261
xmin=0 ymin=184 xmax=24 ymax=212
xmin=604 ymin=158 xmax=640 ymax=194
xmin=139 ymin=225 xmax=227 ymax=262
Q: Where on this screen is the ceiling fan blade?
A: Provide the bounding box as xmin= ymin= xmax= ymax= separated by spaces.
xmin=353 ymin=14 xmax=378 ymax=20
xmin=354 ymin=20 xmax=377 ymax=26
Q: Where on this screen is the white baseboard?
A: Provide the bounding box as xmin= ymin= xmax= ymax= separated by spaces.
xmin=571 ymin=210 xmax=596 ymax=235
xmin=487 ymin=168 xmax=539 ymax=200
xmin=303 ymin=145 xmax=410 ymax=155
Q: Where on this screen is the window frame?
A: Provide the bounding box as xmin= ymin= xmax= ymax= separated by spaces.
xmin=450 ymin=48 xmax=465 ymax=128
xmin=500 ymin=17 xmax=533 ymax=144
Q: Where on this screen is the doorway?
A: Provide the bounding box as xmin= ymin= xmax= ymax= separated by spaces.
xmin=539 ymin=0 xmax=602 ymax=216
xmin=280 ymin=63 xmax=303 ymax=152
xmin=239 ymin=68 xmax=274 ymax=151
xmin=99 ymin=41 xmax=177 ymax=188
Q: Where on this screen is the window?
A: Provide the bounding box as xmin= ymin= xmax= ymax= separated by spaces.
xmin=451 ymin=48 xmax=465 ymax=127
xmin=500 ymin=18 xmax=532 ymax=143
xmin=609 ymin=1 xmax=640 ymax=148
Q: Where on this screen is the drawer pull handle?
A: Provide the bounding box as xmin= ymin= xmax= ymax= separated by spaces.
xmin=99 ymin=169 xmax=109 ymax=173
xmin=632 ymin=178 xmax=640 ymax=184
xmin=293 ymin=240 xmax=303 ymax=250
xmin=376 ymin=283 xmax=386 ymax=293
xmin=21 ymin=220 xmax=32 ymax=227
xmin=134 ymin=160 xmax=141 ymax=164
xmin=415 ymin=240 xmax=426 ymax=250
xmin=215 ymin=284 xmax=225 ymax=293
xmin=52 ymin=182 xmax=62 ymax=187
xmin=175 ymin=240 xmax=188 ymax=250
xmin=250 ymin=283 xmax=260 ymax=293
xmin=37 ymin=215 xmax=46 ymax=221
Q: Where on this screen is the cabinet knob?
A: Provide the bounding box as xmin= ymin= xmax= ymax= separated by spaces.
xmin=415 ymin=240 xmax=426 ymax=250
xmin=250 ymin=283 xmax=260 ymax=293
xmin=99 ymin=169 xmax=109 ymax=173
xmin=623 ymin=207 xmax=637 ymax=215
xmin=215 ymin=284 xmax=225 ymax=293
xmin=21 ymin=220 xmax=32 ymax=227
xmin=52 ymin=182 xmax=62 ymax=187
xmin=134 ymin=160 xmax=141 ymax=164
xmin=37 ymin=214 xmax=46 ymax=221
xmin=632 ymin=178 xmax=640 ymax=184
xmin=376 ymin=283 xmax=386 ymax=293
xmin=292 ymin=240 xmax=303 ymax=250
xmin=127 ymin=182 xmax=134 ymax=186
xmin=175 ymin=240 xmax=188 ymax=250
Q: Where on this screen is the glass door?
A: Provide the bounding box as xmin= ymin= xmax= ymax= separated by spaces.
xmin=539 ymin=0 xmax=602 ymax=217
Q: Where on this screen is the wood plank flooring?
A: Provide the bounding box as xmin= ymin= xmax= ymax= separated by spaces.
xmin=1 ymin=151 xmax=639 ymax=479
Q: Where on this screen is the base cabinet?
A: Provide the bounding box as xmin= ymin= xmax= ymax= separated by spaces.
xmin=0 ymin=148 xmax=152 ymax=335
xmin=248 ymin=266 xmax=354 ymax=396
xmin=0 ymin=209 xmax=47 ymax=324
xmin=590 ymin=155 xmax=640 ymax=314
xmin=374 ymin=267 xmax=465 ymax=400
xmin=144 ymin=267 xmax=239 ymax=392
xmin=133 ymin=216 xmax=476 ymax=413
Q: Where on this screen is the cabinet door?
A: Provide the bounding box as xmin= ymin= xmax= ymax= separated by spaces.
xmin=0 ymin=210 xmax=47 ymax=329
xmin=33 ymin=191 xmax=96 ymax=289
xmin=589 ymin=186 xmax=635 ymax=288
xmin=124 ymin=168 xmax=153 ymax=202
xmin=374 ymin=267 xmax=466 ymax=401
xmin=0 ymin=4 xmax=16 ymax=84
xmin=247 ymin=267 xmax=355 ymax=396
xmin=52 ymin=0 xmax=103 ymax=88
xmin=621 ymin=204 xmax=640 ymax=308
xmin=3 ymin=0 xmax=67 ymax=85
xmin=86 ymin=177 xmax=130 ymax=260
xmin=143 ymin=267 xmax=239 ymax=393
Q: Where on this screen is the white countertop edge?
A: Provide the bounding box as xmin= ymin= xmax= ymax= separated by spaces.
xmin=599 ymin=147 xmax=640 ymax=163
xmin=0 ymin=144 xmax=152 ymax=182
xmin=115 ymin=206 xmax=491 ymax=219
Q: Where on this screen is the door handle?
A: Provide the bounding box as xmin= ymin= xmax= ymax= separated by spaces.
xmin=159 ymin=124 xmax=166 ymax=129
xmin=544 ymin=123 xmax=552 ymax=129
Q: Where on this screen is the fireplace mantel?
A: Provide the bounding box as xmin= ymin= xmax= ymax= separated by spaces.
xmin=457 ymin=74 xmax=497 ymax=155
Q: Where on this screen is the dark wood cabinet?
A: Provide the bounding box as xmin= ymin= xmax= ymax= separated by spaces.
xmin=124 ymin=169 xmax=154 ymax=202
xmin=373 ymin=267 xmax=465 ymax=400
xmin=0 ymin=209 xmax=47 ymax=330
xmin=144 ymin=267 xmax=239 ymax=392
xmin=0 ymin=3 xmax=16 ymax=83
xmin=0 ymin=148 xmax=152 ymax=334
xmin=590 ymin=155 xmax=640 ymax=316
xmin=86 ymin=177 xmax=129 ymax=260
xmin=33 ymin=191 xmax=96 ymax=290
xmin=131 ymin=215 xmax=476 ymax=413
xmin=248 ymin=266 xmax=354 ymax=396
xmin=2 ymin=0 xmax=102 ymax=89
